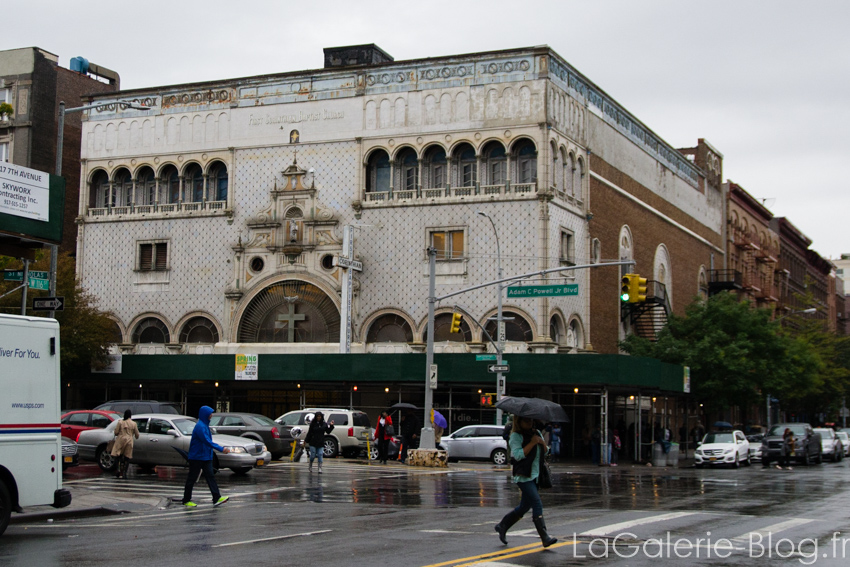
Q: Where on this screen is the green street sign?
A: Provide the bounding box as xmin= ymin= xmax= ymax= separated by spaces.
xmin=506 ymin=284 xmax=578 ymax=298
xmin=2 ymin=270 xmax=49 ymax=289
xmin=476 ymin=354 xmax=497 ymax=361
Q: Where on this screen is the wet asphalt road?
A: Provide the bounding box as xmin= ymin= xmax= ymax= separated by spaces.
xmin=4 ymin=457 xmax=850 ymax=567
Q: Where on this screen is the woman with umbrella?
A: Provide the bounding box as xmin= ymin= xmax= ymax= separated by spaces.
xmin=494 ymin=397 xmax=561 ymax=548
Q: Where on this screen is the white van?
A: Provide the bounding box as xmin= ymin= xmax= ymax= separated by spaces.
xmin=0 ymin=314 xmax=71 ymax=535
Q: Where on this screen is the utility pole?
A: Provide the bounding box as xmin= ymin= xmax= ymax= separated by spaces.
xmin=419 ymin=247 xmax=437 ymax=450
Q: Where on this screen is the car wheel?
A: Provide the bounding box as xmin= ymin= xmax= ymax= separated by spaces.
xmin=733 ymin=456 xmax=740 ymax=469
xmin=96 ymin=446 xmax=117 ymax=472
xmin=0 ymin=480 xmax=11 ymax=537
xmin=323 ymin=437 xmax=339 ymax=458
xmin=369 ymin=445 xmax=379 ymax=461
xmin=491 ymin=448 xmax=508 ymax=465
xmin=230 ymin=467 xmax=252 ymax=475
xmin=745 ymin=457 xmax=751 ymax=467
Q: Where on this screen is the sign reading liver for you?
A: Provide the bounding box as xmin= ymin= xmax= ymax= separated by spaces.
xmin=0 ymin=163 xmax=50 ymax=222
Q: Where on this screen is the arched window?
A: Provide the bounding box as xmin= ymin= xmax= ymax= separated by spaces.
xmin=565 ymin=153 xmax=576 ymax=196
xmin=549 ymin=314 xmax=565 ymax=345
xmin=550 ymin=143 xmax=559 ymax=190
xmin=395 ymin=148 xmax=418 ymax=192
xmin=113 ymin=168 xmax=132 ymax=207
xmin=453 ymin=143 xmax=477 ymax=188
xmin=484 ymin=310 xmax=534 ymax=342
xmin=512 ymin=139 xmax=537 ymax=184
xmin=366 ymin=314 xmax=414 ymax=343
xmin=482 ymin=141 xmax=506 ymax=186
xmin=184 ymin=163 xmax=204 ymax=203
xmin=698 ymin=267 xmax=709 ymax=300
xmin=365 ymin=150 xmax=390 ymax=193
xmin=89 ymin=170 xmax=110 ymax=208
xmin=567 ymin=318 xmax=584 ymax=350
xmin=161 ymin=165 xmax=180 ymax=204
xmin=132 ymin=318 xmax=169 ymax=344
xmin=179 ymin=316 xmax=220 ymax=343
xmin=423 ymin=146 xmax=447 ymax=189
xmin=209 ymin=162 xmax=228 ymax=202
xmin=136 ymin=167 xmax=155 ymax=206
xmin=574 ymin=157 xmax=585 ymax=199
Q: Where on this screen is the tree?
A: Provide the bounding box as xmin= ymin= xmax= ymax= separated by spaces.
xmin=620 ymin=292 xmax=819 ymax=415
xmin=0 ymin=252 xmax=115 ymax=378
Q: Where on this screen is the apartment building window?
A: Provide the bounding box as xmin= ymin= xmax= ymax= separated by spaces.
xmin=185 ymin=163 xmax=204 ymax=202
xmin=424 ymin=146 xmax=446 ymax=189
xmin=431 ymin=229 xmax=464 ymax=260
xmin=455 ymin=143 xmax=477 ymax=187
xmin=114 ymin=169 xmax=132 ymax=207
xmin=396 ymin=148 xmax=418 ymax=191
xmin=161 ymin=165 xmax=180 ymax=203
xmin=0 ymin=142 xmax=8 ymax=162
xmin=366 ymin=150 xmax=390 ymax=193
xmin=209 ymin=161 xmax=228 ymax=201
xmin=137 ymin=167 xmax=156 ymax=205
xmin=513 ymin=139 xmax=537 ymax=184
xmin=483 ymin=142 xmax=507 ymax=185
xmin=137 ymin=241 xmax=169 ymax=271
xmin=560 ymin=230 xmax=575 ymax=266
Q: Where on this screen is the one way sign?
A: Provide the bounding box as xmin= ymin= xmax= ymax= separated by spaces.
xmin=32 ymin=297 xmax=64 ymax=312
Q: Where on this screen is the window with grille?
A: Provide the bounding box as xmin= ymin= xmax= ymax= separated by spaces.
xmin=138 ymin=241 xmax=169 ymax=271
xmin=431 ymin=230 xmax=464 ymax=260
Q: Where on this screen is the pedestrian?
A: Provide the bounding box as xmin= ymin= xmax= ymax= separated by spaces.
xmin=550 ymin=423 xmax=561 ymax=463
xmin=305 ymin=411 xmax=334 ymax=473
xmin=494 ymin=415 xmax=557 ymax=548
xmin=111 ymin=409 xmax=139 ymax=479
xmin=611 ymin=429 xmax=621 ymax=466
xmin=777 ymin=428 xmax=795 ymax=470
xmin=400 ymin=411 xmax=420 ymax=464
xmin=374 ymin=411 xmax=393 ymax=464
xmin=182 ymin=406 xmax=231 ymax=507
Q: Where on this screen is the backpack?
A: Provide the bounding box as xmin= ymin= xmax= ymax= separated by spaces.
xmin=614 ymin=435 xmax=622 ymax=450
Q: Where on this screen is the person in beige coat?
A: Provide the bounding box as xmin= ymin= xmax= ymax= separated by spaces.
xmin=111 ymin=409 xmax=140 ymax=478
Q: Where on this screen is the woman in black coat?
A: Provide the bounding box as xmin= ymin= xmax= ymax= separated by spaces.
xmin=305 ymin=412 xmax=334 ymax=473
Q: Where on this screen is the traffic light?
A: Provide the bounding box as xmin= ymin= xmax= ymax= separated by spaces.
xmin=480 ymin=393 xmax=496 ymax=407
xmin=449 ymin=312 xmax=463 ymax=334
xmin=632 ymin=274 xmax=648 ymax=303
xmin=621 ymin=274 xmax=633 ymax=303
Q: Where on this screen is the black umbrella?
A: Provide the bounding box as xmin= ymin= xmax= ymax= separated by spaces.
xmin=388 ymin=402 xmax=418 ymax=411
xmin=495 ymin=396 xmax=569 ymax=423
xmin=713 ymin=421 xmax=733 ymax=430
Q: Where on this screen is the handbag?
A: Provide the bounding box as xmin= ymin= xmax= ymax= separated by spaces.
xmin=385 ymin=424 xmax=395 ymax=437
xmin=537 ymin=450 xmax=553 ymax=489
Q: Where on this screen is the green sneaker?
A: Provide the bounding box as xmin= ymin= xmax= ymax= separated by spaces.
xmin=183 ymin=501 xmax=197 ymax=507
xmin=214 ymin=496 xmax=229 ymax=507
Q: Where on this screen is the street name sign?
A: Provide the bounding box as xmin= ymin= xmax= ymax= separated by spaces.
xmin=506 ymin=284 xmax=578 ymax=298
xmin=488 ymin=364 xmax=510 ymax=373
xmin=3 ymin=270 xmax=49 ymax=290
xmin=476 ymin=354 xmax=497 ymax=361
xmin=334 ymin=256 xmax=363 ymax=271
xmin=33 ymin=297 xmax=64 ymax=311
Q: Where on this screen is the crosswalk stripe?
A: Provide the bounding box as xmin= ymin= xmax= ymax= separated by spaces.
xmin=579 ymin=512 xmax=699 ymax=537
xmin=732 ymin=518 xmax=816 ymax=542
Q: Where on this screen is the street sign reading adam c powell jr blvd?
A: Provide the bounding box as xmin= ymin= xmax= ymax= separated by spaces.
xmin=506 ymin=284 xmax=578 ymax=298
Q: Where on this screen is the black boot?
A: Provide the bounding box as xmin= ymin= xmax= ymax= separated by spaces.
xmin=494 ymin=510 xmax=523 ymax=544
xmin=533 ymin=516 xmax=557 ymax=547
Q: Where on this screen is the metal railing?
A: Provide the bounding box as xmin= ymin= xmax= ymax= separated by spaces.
xmin=86 ymin=200 xmax=227 ymax=218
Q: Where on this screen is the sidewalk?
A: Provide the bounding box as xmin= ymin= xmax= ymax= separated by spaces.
xmin=10 ymin=491 xmax=168 ymax=525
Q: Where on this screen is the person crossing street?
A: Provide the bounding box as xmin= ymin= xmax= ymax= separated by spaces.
xmin=181 ymin=406 xmax=231 ymax=508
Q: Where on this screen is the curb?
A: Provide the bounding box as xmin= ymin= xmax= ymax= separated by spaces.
xmin=11 ymin=497 xmax=171 ymax=525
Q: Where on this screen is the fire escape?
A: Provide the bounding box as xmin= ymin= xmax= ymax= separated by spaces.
xmin=622 ymin=280 xmax=671 ymax=341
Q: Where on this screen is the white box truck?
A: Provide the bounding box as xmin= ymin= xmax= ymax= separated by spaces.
xmin=0 ymin=314 xmax=71 ymax=535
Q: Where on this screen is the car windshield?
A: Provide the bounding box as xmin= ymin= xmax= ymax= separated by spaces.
xmin=814 ymin=429 xmax=835 ymax=439
xmin=172 ymin=418 xmax=197 ymax=435
xmin=768 ymin=425 xmax=807 ymax=436
xmin=703 ymin=433 xmax=734 ymax=444
xmin=252 ymin=415 xmax=277 ymax=427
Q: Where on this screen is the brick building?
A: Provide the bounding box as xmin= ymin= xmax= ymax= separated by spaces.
xmin=0 ymin=47 xmax=118 ymax=253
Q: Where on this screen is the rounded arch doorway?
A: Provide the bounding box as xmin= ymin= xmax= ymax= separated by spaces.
xmin=237 ymin=280 xmax=340 ymax=343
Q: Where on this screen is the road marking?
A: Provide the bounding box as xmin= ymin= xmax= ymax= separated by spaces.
xmin=732 ymin=518 xmax=816 ymax=543
xmin=579 ymin=512 xmax=699 ymax=537
xmin=213 ymin=529 xmax=332 ymax=547
xmin=420 ymin=540 xmax=576 ymax=567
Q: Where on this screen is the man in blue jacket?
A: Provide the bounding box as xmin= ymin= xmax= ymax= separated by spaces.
xmin=182 ymin=406 xmax=231 ymax=507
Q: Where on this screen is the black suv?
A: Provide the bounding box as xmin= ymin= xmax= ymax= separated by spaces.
xmin=94 ymin=400 xmax=182 ymax=415
xmin=761 ymin=423 xmax=822 ymax=466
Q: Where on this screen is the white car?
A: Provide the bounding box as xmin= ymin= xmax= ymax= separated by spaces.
xmin=695 ymin=430 xmax=750 ymax=468
xmin=814 ymin=428 xmax=844 ymax=462
xmin=836 ymin=431 xmax=850 ymax=458
xmin=440 ymin=425 xmax=508 ymax=464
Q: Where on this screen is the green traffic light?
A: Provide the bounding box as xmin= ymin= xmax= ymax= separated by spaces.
xmin=621 ymin=293 xmax=630 ymax=302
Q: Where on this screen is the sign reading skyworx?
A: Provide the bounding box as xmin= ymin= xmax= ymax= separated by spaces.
xmin=506 ymin=284 xmax=578 ymax=298
xmin=0 ymin=163 xmax=50 ymax=222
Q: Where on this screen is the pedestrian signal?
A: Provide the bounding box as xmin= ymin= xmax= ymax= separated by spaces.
xmin=480 ymin=394 xmax=494 ymax=407
xmin=449 ymin=312 xmax=463 ymax=334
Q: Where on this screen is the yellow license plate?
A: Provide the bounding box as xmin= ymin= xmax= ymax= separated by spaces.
xmin=709 ymin=457 xmax=717 ymax=461
xmin=63 ymin=456 xmax=73 ymax=463
xmin=256 ymin=459 xmax=265 ymax=466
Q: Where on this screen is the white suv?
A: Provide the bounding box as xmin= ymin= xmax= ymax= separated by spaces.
xmin=275 ymin=408 xmax=371 ymax=458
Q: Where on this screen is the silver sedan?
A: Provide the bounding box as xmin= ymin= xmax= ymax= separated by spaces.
xmin=77 ymin=413 xmax=271 ymax=475
xmin=440 ymin=425 xmax=508 ymax=464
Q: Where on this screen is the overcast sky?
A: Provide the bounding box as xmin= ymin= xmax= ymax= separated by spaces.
xmin=6 ymin=0 xmax=848 ymax=259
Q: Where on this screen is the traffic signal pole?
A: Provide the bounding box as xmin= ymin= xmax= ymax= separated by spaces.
xmin=419 ymin=258 xmax=634 ymax=449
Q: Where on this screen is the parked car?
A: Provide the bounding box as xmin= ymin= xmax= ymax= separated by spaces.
xmin=368 ymin=430 xmax=402 ymax=461
xmin=209 ymin=412 xmax=287 ymax=460
xmin=77 ymin=413 xmax=271 ymax=475
xmin=761 ymin=423 xmax=822 ymax=466
xmin=275 ymin=408 xmax=371 ymax=458
xmin=836 ymin=431 xmax=850 ymax=458
xmin=61 ymin=437 xmax=79 ymax=470
xmin=94 ymin=400 xmax=181 ymax=415
xmin=61 ymin=410 xmax=121 ymax=442
xmin=746 ymin=434 xmax=764 ymax=463
xmin=440 ymin=425 xmax=509 ymax=464
xmin=695 ymin=430 xmax=750 ymax=468
xmin=814 ymin=428 xmax=843 ymax=462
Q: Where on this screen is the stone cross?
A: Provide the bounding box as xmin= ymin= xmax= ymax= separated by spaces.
xmin=275 ymin=303 xmax=306 ymax=342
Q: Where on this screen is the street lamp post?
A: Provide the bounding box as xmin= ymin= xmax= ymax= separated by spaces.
xmin=476 ymin=210 xmax=505 ymax=425
xmin=50 ymin=99 xmax=151 ymax=317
